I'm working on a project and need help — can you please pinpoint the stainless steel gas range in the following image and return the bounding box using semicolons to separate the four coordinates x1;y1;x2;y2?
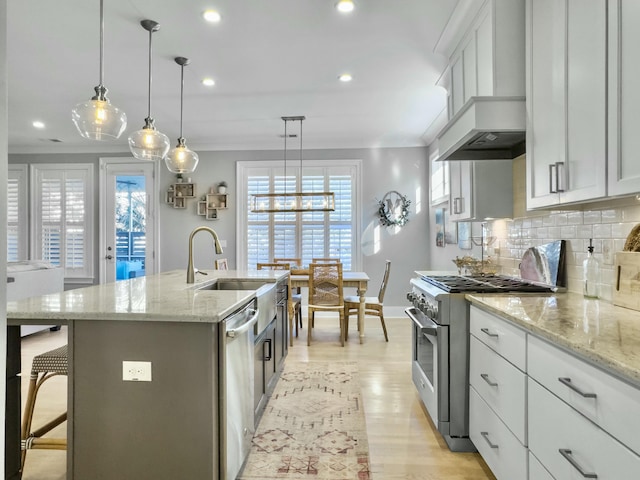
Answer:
405;272;557;452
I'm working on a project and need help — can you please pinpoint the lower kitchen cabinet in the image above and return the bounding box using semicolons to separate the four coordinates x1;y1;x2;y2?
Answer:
274;280;288;371
254;319;277;423
469;387;528;480
529;378;640;479
529;452;555;480
470;304;640;480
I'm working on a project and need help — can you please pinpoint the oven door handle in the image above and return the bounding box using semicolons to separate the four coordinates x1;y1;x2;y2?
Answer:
405;307;440;335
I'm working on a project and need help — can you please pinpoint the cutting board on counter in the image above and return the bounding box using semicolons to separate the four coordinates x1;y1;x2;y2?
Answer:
613;252;640;311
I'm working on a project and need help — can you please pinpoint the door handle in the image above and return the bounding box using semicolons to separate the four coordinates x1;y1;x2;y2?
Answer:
558;377;597;398
558;449;597;478
480;373;498;387
264;338;272;361
105;255;113;260
480;431;498;449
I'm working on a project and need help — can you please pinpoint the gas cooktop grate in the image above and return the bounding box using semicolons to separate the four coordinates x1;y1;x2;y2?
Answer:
420;275;555;293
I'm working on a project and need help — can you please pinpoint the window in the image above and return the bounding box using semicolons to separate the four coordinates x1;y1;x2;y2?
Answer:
7;165;28;261
31;164;94;282
238;160;361;271
430;151;449;205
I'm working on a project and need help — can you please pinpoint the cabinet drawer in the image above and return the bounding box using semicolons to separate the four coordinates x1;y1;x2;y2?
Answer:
470;306;526;370
529;452;555;480
470;336;527;443
469;386;528;480
528;335;640;455
529;378;640;479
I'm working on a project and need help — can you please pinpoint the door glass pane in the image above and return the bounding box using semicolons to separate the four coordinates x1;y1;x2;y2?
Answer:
115;175;147;280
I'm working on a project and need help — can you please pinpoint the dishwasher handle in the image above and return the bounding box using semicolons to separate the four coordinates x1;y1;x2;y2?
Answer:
226;308;258;338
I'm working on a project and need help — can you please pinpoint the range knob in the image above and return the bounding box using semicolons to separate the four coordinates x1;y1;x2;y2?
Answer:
426;304;437;318
406;292;414;302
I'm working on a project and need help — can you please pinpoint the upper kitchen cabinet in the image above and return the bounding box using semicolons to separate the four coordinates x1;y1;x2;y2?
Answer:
435;0;526;163
447;0;525;116
608;1;640;197
526;0;607;209
449;160;513;222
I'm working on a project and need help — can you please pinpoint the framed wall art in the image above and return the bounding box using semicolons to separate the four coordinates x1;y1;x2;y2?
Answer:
444;209;457;244
457;221;472;250
435;208;445;247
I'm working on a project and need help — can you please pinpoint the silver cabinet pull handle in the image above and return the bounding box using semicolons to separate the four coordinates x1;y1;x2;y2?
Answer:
558;377;597;398
559;449;597;478
480;431;498;449
555;161;565;192
480;327;499;338
480;373;498;387
549;163;557;193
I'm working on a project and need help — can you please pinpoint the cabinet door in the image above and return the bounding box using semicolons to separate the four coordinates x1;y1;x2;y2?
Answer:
526;0;565;208
463;36;477;103
608;0;640;196
452;56;465;115
449;161;472;221
561;0;607;204
529;378;640;480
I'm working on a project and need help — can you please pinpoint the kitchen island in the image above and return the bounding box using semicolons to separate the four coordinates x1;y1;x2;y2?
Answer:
6;269;288;480
465;292;640;480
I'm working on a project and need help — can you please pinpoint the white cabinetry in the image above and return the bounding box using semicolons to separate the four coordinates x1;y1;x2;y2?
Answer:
608;1;640;196
470;304;640;479
449;160;513;222
526;0;607;209
447;0;525;118
469;306;527;479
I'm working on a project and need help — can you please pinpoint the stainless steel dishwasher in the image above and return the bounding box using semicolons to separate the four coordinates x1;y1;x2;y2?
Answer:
219;298;259;480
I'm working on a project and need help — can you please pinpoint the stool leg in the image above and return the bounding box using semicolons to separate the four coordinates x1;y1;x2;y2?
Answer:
21;373;40;471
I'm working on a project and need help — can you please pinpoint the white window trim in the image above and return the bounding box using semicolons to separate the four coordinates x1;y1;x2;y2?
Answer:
30;163;95;284
7;164;28;261
236;159;362;271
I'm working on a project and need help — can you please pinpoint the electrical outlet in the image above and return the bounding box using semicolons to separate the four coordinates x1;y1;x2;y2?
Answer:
122;361;152;382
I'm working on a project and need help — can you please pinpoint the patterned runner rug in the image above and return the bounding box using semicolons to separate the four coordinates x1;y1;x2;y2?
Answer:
239;361;372;480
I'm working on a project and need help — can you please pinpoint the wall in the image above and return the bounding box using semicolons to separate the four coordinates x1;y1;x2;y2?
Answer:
9;146;429;310
426;154;640;301
487;158;640;302
1;2;8;474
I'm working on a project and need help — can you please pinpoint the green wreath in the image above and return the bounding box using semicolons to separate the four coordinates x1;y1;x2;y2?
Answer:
377;191;411;227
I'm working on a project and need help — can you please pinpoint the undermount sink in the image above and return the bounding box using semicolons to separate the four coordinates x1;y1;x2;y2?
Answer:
196;279;269;291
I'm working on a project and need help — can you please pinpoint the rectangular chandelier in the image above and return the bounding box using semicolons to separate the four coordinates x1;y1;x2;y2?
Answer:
250;191;335;213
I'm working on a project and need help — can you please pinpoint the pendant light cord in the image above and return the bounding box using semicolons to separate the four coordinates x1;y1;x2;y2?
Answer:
179;63;184;139
284;119;288;194
147;27;153;119
299;118;303;190
98;0;104;88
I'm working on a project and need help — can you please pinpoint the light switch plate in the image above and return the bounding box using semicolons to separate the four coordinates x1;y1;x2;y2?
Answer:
122;361;152;382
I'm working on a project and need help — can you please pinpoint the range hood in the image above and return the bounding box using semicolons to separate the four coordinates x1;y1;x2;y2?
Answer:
436;96;526;161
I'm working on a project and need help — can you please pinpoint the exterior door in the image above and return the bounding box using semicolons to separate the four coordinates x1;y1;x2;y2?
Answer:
99;158;158;284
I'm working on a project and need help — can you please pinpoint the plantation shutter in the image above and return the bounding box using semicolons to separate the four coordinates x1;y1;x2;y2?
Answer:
242;160;360;270
32;164;94;281
7;166;28;261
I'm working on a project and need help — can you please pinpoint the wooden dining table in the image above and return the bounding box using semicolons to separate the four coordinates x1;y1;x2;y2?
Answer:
289;269;370;344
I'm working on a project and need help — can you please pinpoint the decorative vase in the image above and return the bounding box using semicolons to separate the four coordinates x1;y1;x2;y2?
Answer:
218;186;227;194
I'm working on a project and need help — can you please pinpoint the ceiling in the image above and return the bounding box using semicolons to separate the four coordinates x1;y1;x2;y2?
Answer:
7;0;460;154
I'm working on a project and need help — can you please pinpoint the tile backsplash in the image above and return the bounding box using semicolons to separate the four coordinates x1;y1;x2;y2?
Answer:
486;200;640;301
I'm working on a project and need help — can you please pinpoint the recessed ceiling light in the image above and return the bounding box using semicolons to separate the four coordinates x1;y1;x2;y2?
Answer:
203;9;222;23
202;78;215;87
32;121;45;129
336;0;355;13
338;73;353;82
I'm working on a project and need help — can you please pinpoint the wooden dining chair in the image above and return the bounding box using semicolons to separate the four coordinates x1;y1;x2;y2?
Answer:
307;262;345;346
344;260;390;341
256;263;303;343
274;258;302;267
312;257;341;263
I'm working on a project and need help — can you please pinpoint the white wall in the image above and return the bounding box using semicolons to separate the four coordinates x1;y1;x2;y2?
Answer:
9;146;430;309
1;1;9;474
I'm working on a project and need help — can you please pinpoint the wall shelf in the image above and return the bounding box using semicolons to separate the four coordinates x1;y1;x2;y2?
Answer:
197;193;228;220
166;182;196;209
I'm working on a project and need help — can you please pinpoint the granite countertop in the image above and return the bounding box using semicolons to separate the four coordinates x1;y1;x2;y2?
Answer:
466;292;640;387
6;269;287;325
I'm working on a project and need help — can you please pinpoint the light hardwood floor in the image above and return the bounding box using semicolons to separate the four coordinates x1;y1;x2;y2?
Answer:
19;318;495;480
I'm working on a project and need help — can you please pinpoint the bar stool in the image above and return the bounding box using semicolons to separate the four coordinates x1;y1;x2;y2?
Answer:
21;344;68;473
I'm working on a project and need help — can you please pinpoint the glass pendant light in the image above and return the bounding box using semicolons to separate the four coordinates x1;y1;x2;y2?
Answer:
165;57;199;174
128;20;170;162
71;0;127;140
